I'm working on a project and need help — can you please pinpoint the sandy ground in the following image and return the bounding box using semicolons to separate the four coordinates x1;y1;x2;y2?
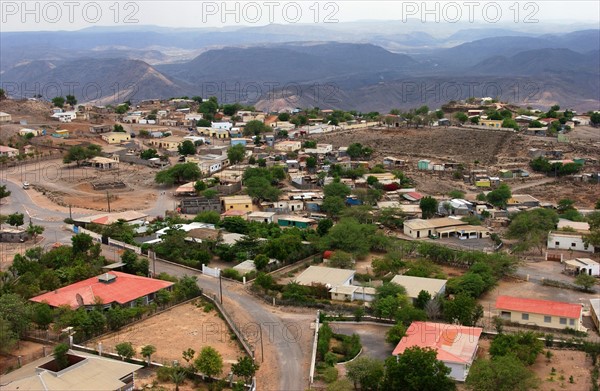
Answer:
4;158;165;212
87;301;245;375
0;340;49;373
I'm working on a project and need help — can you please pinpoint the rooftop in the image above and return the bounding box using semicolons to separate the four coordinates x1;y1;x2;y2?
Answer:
495;295;582;319
392;321;482;364
390;275;447;299
0;350;142;391
30;271;173;308
403;217;467;231
277;215;316;223
557;218;590;233
294;266;355;288
74;211;147;225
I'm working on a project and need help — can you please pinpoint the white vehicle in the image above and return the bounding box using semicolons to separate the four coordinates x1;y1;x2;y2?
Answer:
22;182;30;189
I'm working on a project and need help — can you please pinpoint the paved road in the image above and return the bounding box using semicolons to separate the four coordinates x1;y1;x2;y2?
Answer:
150;257;308;391
1;180;308;390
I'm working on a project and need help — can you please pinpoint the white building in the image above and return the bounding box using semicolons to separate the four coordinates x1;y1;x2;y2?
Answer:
211;121;232;130
547;231;594;253
564;258;600;276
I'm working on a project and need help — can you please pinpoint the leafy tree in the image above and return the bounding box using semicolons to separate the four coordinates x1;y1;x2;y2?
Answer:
253;254;270;271
113;124;125;132
63;145;102;166
227;144;246;164
140;149;159;160
347;143;373;160
454;112;468;123
419;196;438;219
486;183;511;208
306;156;317;170
203;189;218;199
502;118;519;131
447;190;465;199
0;317;17;354
195;346;223;378
466;354;540;391
243;120;269;136
489;331;543;365
346;356;384;391
32;302;53;329
7;212;24;227
529;120;543;128
155;163;201;185
382;347;456;391
414;290;432;310
277;112;290;121
223;103;242;116
170;367;187;391
328;251;354;269
197;118;212;127
303;140;317;149
320;218;377;257
327;379;354;391
141;345;157;364
27;224;44;243
507;208;558;254
322;196;346;217
0;184;11;201
575;273;596;291
442;294;483;326
178;140;196;156
52;96;65;108
0;88;6;100
591;112;600;126
231;356;259;383
193;211;220;224
54;343;70;370
386;322;407;345
115;341;136;360
324;182;351;198
317;218;333;236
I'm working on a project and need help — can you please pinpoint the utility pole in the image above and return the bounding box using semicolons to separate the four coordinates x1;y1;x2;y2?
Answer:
259;324;264;363
69;205;72;220
219;271;223;304
106;191;111;212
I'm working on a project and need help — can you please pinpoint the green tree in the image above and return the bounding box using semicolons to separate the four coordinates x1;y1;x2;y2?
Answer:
71;233;94;254
306;156;317;170
197;118;212;127
113;124;125;132
454;112;468;123
7;212;24;227
27;224;44;243
324;182;351;198
227;144;246;164
382;347;456;391
489;331;543;365
414;290;432;310
32;302;53;329
115;341;135;360
317;218;334;236
203;189;218;199
320;218;377;257
178;140;196;156
243;120;269;136
419;196;438;219
346;356;384;391
322;196;347;217
141;345;157;365
140;149;159;159
170;367;187;391
0;184;11;201
155;163;201;185
506;208;558;254
195;346;224;379
502;118;519;131
466;354;540;391
328;251;354;269
277;112;290;121
52;96;65;108
63;145;101;166
231;356;259;384
486;183;512;208
442;294;483;326
447;189;465;199
194;211;220;224
575;273;596;291
386;322;407;345
591;112;600;126
0;88;6;100
0;317;17;354
253;254;270;271
54;343;70;370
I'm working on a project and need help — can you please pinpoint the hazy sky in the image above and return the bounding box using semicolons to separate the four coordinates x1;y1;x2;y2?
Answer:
1;1;599;31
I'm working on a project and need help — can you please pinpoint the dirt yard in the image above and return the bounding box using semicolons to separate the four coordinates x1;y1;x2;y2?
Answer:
87;301;245;374
4;158;164;212
475;339;594;391
522;179;600;209
0;340;49;374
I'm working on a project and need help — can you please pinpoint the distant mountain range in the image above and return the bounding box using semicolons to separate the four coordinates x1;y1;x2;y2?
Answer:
1;25;598;111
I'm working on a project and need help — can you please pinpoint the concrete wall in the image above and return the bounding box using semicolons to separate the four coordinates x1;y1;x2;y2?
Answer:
446;362;467;382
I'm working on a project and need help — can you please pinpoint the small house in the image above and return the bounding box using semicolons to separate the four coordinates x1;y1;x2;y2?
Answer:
220;195;253;212
0;112;12;123
0;145;19;158
564;258;599;276
276;215;315;229
390;275;447;303
248;211;276;224
547;231;594;253
101;132;131;144
294;266;355;288
495;295;583;331
417;159;431;170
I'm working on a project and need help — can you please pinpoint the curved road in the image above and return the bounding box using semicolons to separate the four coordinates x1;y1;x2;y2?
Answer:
0;178;308;390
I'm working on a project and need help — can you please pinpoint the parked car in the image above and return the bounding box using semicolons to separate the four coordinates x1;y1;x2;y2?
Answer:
22;181;30;189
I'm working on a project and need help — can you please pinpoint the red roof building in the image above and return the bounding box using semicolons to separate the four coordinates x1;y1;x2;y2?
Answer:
392;321;482;382
30;272;174;309
495;295;583;331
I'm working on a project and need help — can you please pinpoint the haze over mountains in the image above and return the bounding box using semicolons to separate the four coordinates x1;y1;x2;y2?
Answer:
1;23;598;112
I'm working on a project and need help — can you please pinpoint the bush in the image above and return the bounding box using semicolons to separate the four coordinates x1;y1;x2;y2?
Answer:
156;366;174;382
221;268;242;281
322;366;339;383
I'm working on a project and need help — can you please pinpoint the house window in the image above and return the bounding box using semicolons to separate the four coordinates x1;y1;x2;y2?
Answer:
571;243;576;247
555;241;560;246
500;311;511;320
521;313;529;320
569;319;575;326
544;316;551;323
560;318;567;325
